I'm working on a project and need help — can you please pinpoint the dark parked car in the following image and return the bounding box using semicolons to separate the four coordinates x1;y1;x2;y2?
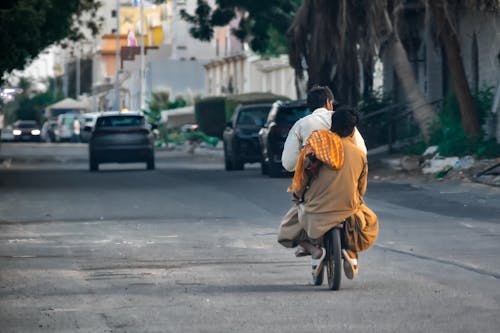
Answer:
87;112;154;171
223;103;273;171
259;100;311;177
12;120;41;142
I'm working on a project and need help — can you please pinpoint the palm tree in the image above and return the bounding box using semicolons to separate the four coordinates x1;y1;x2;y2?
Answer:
288;0;436;141
378;0;436;141
426;0;499;138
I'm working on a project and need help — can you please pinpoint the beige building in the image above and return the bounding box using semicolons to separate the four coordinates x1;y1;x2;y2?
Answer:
204;53;297;99
90;0;219;110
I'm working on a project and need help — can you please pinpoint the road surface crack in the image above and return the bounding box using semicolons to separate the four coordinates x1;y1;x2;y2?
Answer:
375;244;500;279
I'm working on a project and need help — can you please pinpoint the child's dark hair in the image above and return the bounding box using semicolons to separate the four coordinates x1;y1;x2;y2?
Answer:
306;85;334;110
331;106;359;138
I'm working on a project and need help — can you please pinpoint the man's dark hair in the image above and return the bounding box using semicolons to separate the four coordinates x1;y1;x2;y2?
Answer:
331;106;359;138
306;85;334;110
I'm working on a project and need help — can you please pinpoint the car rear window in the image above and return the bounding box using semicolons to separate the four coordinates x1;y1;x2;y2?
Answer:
276;106;311;126
236;107;271;126
95;116;145;128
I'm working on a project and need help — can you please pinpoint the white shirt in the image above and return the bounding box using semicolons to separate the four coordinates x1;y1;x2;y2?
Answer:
281;108;367;171
73;119;81;135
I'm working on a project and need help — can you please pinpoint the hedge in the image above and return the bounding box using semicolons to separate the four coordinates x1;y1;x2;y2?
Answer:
195;92;290;138
194;96;226;138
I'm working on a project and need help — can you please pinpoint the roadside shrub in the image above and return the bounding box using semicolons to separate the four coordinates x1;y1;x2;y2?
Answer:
194;92;289;138
194;96;226;138
430;87;500;158
357;89;395;149
224;92;289;120
401;140;427;155
358;89;393;114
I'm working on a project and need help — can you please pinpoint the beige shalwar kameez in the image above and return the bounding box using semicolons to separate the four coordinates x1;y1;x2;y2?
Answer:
277;136;378;256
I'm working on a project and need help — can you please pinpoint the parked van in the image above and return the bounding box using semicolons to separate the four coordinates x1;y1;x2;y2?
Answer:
55;113;83;142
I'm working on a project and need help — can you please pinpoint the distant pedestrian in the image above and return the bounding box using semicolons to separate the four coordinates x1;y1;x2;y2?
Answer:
72;117;80;143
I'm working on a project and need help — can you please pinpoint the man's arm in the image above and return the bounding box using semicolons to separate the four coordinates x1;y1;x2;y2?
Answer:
353;127;367;155
358;156;368;197
281;123;302;171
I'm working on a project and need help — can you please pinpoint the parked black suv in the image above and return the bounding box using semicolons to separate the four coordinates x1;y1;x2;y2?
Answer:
259;100;311;177
223;103;273;171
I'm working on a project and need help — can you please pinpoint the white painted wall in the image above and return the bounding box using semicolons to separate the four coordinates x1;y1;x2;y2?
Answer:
204;53;297;99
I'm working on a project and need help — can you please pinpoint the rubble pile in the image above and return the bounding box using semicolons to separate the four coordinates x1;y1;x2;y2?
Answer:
381;145;500;186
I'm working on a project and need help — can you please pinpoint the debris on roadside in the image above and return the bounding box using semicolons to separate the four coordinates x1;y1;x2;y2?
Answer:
472;161;500;187
374;144;499;186
422;156;459;175
400;155;421;171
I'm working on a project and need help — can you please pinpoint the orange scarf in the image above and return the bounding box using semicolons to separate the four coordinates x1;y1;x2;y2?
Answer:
288;130;344;192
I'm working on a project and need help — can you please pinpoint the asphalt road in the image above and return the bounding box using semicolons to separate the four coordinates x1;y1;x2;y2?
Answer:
1;143;499;333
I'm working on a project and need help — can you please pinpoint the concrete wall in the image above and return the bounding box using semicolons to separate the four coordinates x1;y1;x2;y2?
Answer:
382;8;500;103
458;9;500;91
121;49;205;111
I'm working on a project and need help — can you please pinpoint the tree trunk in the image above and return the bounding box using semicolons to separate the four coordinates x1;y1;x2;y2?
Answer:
362;56;374;99
288;0;361;106
428;0;480;137
386;34;435;142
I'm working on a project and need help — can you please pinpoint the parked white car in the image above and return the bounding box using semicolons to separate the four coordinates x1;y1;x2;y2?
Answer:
1;125;14;142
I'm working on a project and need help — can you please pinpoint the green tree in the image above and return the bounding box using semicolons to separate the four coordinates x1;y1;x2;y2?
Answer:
2;77;62;124
183;0;497;143
180;0;300;55
426;0;499;138
0;0;102;83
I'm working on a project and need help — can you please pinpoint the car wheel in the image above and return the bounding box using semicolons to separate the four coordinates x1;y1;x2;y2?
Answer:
147;156;155;170
268;161;282;178
89;157;99;172
223;143;234;171
260;158;268;175
232;155;244;170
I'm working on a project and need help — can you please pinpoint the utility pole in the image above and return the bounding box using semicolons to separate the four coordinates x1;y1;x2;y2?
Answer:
76;49;81;98
140;0;146;110
114;0;121;110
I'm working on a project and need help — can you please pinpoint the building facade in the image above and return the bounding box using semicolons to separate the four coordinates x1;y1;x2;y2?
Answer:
381;4;500;141
204;53;297;99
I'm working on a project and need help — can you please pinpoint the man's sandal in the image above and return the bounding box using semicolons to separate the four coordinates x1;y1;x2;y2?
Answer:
342;249;358;280
311;247;326;277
